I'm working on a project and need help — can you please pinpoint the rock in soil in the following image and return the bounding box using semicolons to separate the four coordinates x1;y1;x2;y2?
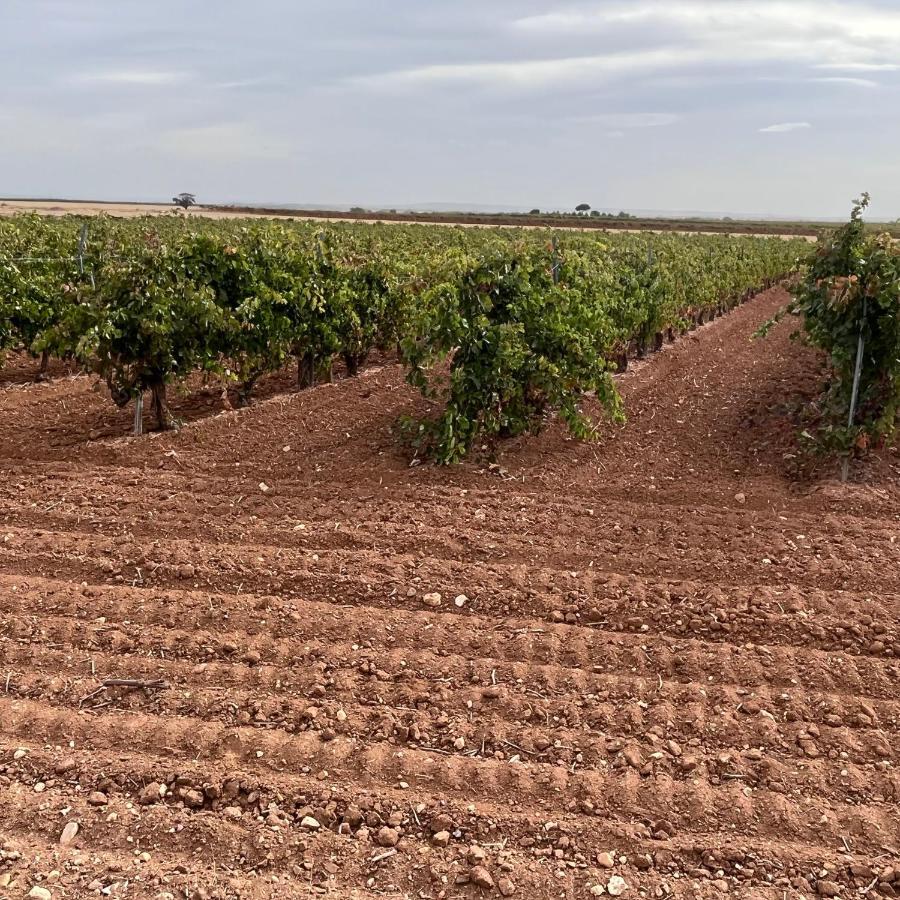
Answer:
377;826;400;847
471;867;495;891
59;821;79;845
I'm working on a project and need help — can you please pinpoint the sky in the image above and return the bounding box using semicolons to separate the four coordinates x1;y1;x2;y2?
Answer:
2;0;900;219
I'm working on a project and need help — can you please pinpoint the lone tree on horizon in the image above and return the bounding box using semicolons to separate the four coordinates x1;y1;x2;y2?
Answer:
173;193;197;209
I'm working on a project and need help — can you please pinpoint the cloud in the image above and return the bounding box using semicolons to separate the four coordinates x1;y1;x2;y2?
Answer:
70;70;188;86
808;76;879;88
354;1;900;94
512;1;900;70
353;47;744;92
759;122;812;133
814;62;900;72
212;77;284;92
3;0;900;217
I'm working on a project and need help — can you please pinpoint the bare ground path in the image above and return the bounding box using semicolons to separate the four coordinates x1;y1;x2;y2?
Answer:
1;288;898;899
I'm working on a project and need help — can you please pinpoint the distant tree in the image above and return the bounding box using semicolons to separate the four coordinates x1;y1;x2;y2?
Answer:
350;206;368;214
616;210;634;219
173;193;197;209
589;209;601;217
529;208;541;215
575;203;591;214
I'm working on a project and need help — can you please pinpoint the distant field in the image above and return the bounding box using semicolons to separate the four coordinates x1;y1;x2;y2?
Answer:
0;197;854;239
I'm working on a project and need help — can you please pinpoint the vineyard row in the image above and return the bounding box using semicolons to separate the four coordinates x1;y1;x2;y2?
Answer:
0;214;807;460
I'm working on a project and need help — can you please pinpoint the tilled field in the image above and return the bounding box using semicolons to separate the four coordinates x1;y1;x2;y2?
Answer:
1;287;899;900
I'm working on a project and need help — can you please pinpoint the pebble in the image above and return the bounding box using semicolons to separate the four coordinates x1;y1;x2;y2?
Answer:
432;831;450;847
597;851;615;868
59;821;79;846
608;875;628;897
376;826;399;847
13;748;27;760
138;782;164;805
181;789;204;809
590;887;606;897
623;747;643;769
498;876;516;896
29;888;52;900
422;592;442;607
471;867;495;891
467;845;486;864
54;757;77;775
734;492;746;504
223;806;242;820
87;791;108;806
454;594;468;608
300;816;321;830
816;881;841;897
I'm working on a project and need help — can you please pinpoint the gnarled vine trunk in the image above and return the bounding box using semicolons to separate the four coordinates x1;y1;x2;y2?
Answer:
35;349;50;382
343;350;368;378
298;352;315;389
150;379;176;430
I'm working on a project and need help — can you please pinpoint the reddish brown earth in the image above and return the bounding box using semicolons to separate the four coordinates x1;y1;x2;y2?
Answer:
1;287;899;900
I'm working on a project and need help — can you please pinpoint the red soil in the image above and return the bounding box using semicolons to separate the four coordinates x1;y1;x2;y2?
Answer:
1;287;899;899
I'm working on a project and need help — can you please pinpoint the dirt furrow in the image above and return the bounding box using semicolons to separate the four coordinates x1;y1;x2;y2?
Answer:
3;287;899;898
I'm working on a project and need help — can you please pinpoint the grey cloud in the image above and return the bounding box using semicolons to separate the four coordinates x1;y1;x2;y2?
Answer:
1;0;898;217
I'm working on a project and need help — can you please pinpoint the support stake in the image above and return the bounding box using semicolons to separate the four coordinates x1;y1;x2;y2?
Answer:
841;297;867;484
133;393;144;436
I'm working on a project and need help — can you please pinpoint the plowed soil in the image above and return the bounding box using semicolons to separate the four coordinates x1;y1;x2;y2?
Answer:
1;287;899;900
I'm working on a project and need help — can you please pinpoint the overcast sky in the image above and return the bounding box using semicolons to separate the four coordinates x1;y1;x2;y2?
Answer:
3;0;899;218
